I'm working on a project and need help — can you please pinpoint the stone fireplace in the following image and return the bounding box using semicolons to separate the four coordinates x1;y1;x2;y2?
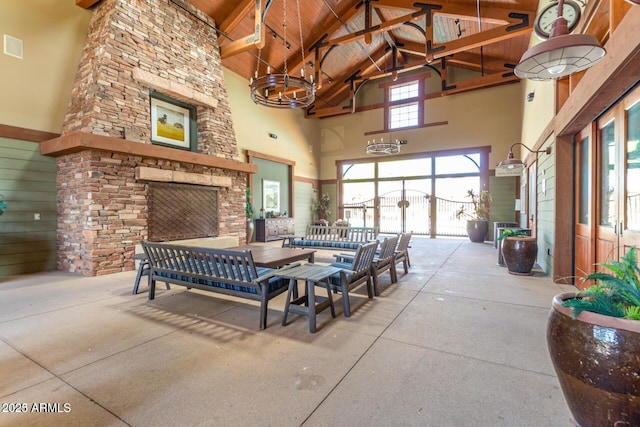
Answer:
40;0;255;276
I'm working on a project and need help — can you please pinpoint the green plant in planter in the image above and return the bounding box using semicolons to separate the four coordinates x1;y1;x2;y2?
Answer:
547;247;640;427
313;193;331;219
456;189;491;242
0;194;6;216
497;228;530;240
455;189;491;220
562;247;640;319
245;187;254;219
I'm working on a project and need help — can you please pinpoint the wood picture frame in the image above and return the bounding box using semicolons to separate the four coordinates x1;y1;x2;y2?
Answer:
150;92;197;151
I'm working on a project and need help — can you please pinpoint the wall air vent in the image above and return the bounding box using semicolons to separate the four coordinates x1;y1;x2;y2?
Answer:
4;34;23;59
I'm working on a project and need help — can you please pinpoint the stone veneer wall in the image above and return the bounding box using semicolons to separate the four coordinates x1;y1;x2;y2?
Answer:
58;0;246;275
57;150;244;275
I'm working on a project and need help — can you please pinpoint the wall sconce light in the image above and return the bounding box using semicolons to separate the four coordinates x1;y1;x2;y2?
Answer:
497;142;552;172
514;0;606;80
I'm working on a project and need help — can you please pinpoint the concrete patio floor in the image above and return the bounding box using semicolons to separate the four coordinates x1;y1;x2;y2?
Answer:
0;237;576;426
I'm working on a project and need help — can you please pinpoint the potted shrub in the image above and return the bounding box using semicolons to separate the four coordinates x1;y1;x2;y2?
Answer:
498;228;537;275
547;248;640;427
245;187;254;243
455;189;491;242
0;194;6;216
313;193;331;225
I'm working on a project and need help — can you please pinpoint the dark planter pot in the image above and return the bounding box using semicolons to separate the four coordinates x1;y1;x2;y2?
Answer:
466;219;488;242
501;236;537;275
547;293;640;426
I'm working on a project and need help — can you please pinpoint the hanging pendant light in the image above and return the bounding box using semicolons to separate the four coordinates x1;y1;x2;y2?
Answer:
365;137;403;155
514;0;606;80
249;0;315;108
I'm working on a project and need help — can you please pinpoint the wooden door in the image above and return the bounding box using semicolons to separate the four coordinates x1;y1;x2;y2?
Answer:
574;126;595;283
595;109;619;269
594;85;640;268
620;89;640;252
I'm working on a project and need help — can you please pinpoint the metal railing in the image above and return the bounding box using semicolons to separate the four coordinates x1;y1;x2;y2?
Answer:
341;195;474;237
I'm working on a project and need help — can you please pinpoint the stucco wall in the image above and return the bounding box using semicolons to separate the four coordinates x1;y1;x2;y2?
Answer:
317;83;524;180
223;69;321;180
0;0;91;133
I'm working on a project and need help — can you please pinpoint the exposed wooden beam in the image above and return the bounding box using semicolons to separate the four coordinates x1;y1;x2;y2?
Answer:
327;11;423;47
76;0;101;8
217;0;255;46
442;71;519;96
445;52;511;74
425;20;533;62
220;0;266;59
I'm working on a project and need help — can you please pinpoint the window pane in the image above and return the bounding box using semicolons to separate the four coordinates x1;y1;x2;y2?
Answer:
435;154;480;175
378;158;431;178
390;102;418;129
342;163;374;180
578;136;590;225
342;181;375;228
627;101;640;230
390;81;418;101
599;121;616;226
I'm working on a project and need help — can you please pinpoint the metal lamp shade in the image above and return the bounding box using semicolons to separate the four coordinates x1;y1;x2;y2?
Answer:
515;34;606;80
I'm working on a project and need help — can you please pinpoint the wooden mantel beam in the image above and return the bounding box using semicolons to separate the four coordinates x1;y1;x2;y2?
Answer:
76;0;101;8
41;131;257;174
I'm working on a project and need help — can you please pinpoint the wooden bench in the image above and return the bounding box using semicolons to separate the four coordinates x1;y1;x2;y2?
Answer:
141;241;296;330
286;225;377;251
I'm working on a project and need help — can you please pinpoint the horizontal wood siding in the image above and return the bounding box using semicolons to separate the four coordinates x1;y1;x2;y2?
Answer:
0;138;57;276
489;175;518;241
536;137;556;276
293;180;315;235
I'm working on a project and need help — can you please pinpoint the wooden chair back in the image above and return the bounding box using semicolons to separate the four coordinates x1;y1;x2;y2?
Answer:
370;235;399;295
394;232;412;274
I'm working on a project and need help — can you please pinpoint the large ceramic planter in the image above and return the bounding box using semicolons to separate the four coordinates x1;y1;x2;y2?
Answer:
501;236;537;275
246;220;254;243
466;219;488;242
547;292;640;426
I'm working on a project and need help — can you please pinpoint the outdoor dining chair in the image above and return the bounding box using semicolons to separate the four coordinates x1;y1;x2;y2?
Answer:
394;232;412;274
327;240;378;317
370;235;399;296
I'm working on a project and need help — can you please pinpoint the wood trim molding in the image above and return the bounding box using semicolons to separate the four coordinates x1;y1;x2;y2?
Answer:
76;0;101;8
41;131;257;174
245;149;297;216
295;175;320;190
0;124;60;143
246;150;296;166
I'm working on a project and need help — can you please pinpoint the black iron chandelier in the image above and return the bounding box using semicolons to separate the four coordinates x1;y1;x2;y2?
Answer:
249;0;315;108
365;137;406;155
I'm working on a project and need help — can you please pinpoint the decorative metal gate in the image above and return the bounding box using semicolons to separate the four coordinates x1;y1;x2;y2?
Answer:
342;193;473;237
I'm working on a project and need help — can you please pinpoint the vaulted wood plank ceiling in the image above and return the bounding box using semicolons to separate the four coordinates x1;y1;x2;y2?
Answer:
78;0;541;118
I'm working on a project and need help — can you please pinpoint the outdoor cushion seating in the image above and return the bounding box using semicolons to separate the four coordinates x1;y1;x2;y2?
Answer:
327;240;378;317
394;232;412;274
332;236;399;296
370;235;399;296
142;241;296;330
287;225;377;251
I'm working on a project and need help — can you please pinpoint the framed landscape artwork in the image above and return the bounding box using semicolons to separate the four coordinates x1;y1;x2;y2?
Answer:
263;180;280;212
150;92;197;151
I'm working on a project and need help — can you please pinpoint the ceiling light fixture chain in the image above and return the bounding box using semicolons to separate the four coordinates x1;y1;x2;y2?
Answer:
249;0;315;108
282;0;288;76
296;0;307;81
